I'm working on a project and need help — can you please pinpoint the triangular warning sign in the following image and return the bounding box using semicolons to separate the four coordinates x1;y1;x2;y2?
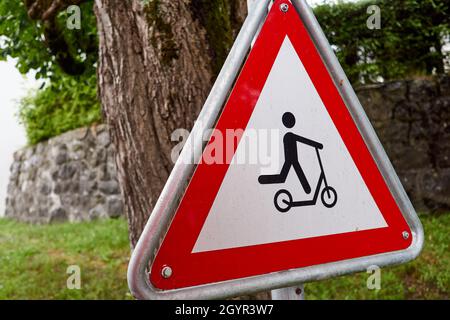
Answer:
129;0;422;298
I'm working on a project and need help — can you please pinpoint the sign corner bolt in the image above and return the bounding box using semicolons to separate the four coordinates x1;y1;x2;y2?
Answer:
161;265;173;279
280;3;289;13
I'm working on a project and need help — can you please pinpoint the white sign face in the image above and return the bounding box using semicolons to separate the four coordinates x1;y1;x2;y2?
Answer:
193;37;388;253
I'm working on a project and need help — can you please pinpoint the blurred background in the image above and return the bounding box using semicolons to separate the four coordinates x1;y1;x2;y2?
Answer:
0;0;448;299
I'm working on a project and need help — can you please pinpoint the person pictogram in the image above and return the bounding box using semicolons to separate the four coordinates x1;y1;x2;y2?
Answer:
258;112;323;194
258;112;337;213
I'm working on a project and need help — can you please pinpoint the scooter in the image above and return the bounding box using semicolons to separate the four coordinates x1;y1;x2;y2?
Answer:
274;147;337;213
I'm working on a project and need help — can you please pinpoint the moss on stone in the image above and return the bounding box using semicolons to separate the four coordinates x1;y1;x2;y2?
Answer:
189;0;234;75
144;0;180;66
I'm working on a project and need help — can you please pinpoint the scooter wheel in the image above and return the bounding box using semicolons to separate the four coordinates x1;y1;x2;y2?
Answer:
274;189;293;213
321;186;337;208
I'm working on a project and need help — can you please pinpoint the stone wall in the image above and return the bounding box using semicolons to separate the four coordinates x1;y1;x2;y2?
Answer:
4;125;123;223
357;76;449;212
3;77;449;223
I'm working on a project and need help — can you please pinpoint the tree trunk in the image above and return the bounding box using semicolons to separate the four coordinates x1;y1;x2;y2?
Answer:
94;0;246;247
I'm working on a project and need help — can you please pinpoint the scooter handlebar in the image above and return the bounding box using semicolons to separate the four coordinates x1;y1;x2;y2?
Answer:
315;143;324;150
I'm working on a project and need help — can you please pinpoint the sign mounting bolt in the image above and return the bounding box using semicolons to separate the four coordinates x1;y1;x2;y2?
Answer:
280;3;289;13
402;231;410;240
161;266;173;279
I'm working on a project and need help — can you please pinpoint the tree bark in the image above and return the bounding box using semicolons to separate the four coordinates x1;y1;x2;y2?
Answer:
94;0;246;247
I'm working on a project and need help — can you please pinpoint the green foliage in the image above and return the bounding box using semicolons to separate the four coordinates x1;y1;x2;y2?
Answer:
0;0;97;79
19;72;101;145
0;0;100;145
314;0;450;84
0;1;50;77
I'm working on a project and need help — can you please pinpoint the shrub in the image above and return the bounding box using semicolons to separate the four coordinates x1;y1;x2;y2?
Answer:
19;73;101;145
314;0;450;84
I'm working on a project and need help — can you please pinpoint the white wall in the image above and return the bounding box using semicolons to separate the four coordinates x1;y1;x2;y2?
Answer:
0;59;34;217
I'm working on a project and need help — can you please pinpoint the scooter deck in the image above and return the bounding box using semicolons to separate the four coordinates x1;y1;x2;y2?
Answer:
289;173;324;207
290;198;318;207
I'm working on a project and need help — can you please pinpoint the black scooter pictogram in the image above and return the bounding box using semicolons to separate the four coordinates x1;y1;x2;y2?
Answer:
258;112;337;213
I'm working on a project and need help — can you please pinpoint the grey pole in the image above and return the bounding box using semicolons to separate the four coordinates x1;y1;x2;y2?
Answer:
271;285;305;300
246;0;304;302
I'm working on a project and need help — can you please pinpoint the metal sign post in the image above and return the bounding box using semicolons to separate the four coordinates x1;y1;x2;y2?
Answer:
271;285;305;300
247;0;304;301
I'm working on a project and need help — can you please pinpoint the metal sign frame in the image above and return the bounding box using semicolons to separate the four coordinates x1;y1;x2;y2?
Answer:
127;0;423;300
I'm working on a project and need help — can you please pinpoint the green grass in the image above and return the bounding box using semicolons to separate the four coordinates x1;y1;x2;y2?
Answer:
0;214;448;300
307;213;449;299
0;218;131;300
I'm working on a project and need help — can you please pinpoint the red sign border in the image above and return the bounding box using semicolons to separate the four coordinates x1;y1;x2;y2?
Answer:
150;0;412;291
